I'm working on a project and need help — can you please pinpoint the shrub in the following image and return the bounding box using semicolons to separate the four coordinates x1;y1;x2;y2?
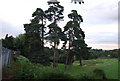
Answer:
9;56;73;80
42;69;72;79
93;68;107;79
13;55;30;63
9;56;46;79
76;73;95;81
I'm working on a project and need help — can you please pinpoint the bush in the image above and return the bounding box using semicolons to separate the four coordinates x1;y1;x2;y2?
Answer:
42;69;72;79
9;55;72;80
9;62;45;79
9;56;46;79
13;55;30;63
75;73;95;81
93;68;107;79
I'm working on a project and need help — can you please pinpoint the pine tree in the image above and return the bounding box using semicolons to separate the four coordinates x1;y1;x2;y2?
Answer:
24;8;51;66
63;10;88;67
45;1;64;68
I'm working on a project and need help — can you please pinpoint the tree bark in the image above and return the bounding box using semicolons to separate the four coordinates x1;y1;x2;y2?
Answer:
41;19;44;54
53;42;58;68
79;55;83;66
65;45;70;70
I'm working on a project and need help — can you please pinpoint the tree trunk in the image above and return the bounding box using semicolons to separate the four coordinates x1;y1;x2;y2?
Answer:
65;47;70;70
65;29;73;70
69;53;73;65
79;55;83;66
41;19;44;54
53;42;58;68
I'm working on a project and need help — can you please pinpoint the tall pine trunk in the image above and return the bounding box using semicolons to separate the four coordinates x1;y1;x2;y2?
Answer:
41;19;44;54
65;44;70;70
53;42;58;68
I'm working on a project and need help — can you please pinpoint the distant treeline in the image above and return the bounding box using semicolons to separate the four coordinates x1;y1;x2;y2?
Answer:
1;34;118;65
89;49;118;59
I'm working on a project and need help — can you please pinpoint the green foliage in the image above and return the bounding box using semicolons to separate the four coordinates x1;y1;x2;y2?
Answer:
7;58;117;79
93;68;105;76
89;49;118;59
13;55;30;63
9;62;44;79
42;70;72;79
45;2;64;22
45;2;64;68
23;8;51;66
68;10;83;23
93;68;106;79
13;34;26;56
63;10;89;66
59;54;67;64
45;1;64;45
2;34;14;50
9;56;71;79
77;73;94;81
32;8;46;20
46;23;62;43
9;56;43;79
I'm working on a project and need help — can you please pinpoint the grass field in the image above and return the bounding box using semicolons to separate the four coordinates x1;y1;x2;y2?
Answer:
4;57;118;79
50;58;118;79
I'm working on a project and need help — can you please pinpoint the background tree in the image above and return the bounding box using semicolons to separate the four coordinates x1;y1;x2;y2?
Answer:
45;1;64;68
14;34;25;55
2;34;14;50
72;40;88;66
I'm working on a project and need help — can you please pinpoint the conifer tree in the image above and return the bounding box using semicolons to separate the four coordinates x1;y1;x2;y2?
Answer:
24;8;51;66
63;10;88;67
45;1;64;68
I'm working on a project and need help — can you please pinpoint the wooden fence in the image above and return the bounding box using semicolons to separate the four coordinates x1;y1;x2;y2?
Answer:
2;47;12;68
1;47;20;68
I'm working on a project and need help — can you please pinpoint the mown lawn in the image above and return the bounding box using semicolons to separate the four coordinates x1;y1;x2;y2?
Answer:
51;58;118;79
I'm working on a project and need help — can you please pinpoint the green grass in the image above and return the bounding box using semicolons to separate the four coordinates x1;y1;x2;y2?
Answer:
9;57;118;79
48;58;118;79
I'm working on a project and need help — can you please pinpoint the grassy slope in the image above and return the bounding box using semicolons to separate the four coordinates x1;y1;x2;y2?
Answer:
7;56;118;79
51;58;118;79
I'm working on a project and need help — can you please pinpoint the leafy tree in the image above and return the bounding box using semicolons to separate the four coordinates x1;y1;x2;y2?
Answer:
13;34;26;56
45;1;64;68
14;34;25;48
2;34;14;50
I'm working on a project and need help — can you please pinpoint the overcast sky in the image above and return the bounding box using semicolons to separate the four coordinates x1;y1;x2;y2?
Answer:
0;0;119;50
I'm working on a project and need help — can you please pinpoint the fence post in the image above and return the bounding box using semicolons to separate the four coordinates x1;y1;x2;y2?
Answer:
0;41;2;81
